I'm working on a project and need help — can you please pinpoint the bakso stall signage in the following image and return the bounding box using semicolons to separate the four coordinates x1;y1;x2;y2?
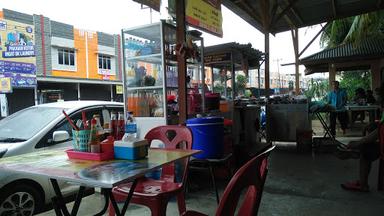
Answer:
186;0;223;37
204;52;231;64
0;19;36;88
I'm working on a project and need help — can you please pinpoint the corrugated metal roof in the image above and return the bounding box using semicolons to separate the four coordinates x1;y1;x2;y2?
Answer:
204;42;264;69
300;37;384;64
223;0;384;34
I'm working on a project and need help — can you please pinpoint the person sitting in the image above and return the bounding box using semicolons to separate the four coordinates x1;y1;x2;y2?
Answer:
337;124;380;192
336;83;384;192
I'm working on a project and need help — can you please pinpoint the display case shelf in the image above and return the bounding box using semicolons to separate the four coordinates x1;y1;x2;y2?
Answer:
122;21;204;139
126;86;163;91
126;53;162;63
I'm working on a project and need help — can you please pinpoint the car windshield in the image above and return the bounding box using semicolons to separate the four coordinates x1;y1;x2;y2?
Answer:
0;106;65;142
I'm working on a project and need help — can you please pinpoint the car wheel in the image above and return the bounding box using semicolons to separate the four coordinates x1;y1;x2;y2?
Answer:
0;184;43;216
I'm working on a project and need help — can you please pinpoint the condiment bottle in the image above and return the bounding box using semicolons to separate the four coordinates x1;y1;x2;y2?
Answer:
110;111;117;140
88;118;100;153
116;112;125;140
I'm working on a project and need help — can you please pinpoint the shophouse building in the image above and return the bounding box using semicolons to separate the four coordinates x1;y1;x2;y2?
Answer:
0;9;123;116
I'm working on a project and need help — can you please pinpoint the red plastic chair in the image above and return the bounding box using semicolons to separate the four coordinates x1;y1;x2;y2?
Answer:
183;145;275;216
378;124;384;190
108;125;193;216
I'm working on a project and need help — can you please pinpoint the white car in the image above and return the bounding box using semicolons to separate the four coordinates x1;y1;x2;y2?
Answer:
0;100;124;215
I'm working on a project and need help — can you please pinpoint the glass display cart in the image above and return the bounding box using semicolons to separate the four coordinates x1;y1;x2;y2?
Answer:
121;21;204;139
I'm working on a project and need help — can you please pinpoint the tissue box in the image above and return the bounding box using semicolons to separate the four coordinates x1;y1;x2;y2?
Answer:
114;139;149;160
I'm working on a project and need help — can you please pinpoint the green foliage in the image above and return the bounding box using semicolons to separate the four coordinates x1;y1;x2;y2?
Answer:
235;74;247;95
339;70;371;100
213;82;224;95
304;79;329;101
320;11;384;48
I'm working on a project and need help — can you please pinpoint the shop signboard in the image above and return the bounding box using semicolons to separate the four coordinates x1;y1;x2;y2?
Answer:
0;19;36;88
186;0;223;37
204;52;231;64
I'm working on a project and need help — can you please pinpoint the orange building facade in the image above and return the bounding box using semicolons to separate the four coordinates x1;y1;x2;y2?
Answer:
0;9;123;114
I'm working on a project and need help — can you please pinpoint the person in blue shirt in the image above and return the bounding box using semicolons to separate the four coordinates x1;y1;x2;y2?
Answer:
327;81;348;136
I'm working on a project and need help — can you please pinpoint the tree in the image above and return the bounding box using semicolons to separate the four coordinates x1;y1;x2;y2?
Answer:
320;11;384;48
235;74;247;96
339;70;371;100
304;79;329;101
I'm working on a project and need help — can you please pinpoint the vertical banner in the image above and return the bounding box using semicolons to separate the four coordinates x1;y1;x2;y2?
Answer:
0;94;8;117
186;0;223;37
0;19;36;88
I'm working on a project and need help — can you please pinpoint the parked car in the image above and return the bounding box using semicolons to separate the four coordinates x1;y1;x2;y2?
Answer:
0;100;124;215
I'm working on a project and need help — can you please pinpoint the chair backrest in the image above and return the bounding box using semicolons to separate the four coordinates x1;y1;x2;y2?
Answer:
379;124;384;159
145;125;193;181
215;145;275;216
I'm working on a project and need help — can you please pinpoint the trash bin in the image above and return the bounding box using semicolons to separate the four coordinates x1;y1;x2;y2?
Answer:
186;117;224;159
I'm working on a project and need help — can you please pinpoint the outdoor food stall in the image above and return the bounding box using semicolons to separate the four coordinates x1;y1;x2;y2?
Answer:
203;42;265;161
121;21;204;139
266;95;312;144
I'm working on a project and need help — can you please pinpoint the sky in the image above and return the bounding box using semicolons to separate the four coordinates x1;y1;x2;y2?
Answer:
1;0;325;77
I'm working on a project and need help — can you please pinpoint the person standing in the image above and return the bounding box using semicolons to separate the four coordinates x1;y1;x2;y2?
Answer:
327;81;348;136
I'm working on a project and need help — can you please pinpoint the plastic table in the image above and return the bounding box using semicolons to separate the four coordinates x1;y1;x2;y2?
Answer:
0;147;200;216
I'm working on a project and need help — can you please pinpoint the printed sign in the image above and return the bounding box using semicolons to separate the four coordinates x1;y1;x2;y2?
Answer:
0;19;36;88
116;85;123;94
0;77;12;93
186;0;223;37
0;21;6;31
204;52;231;64
0;94;8;117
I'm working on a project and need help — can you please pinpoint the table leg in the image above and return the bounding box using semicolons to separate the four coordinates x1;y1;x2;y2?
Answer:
316;112;335;140
93;188;110;216
50;178;85;216
108;179;139;216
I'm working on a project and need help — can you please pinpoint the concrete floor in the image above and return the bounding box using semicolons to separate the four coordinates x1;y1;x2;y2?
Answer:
37;119;384;215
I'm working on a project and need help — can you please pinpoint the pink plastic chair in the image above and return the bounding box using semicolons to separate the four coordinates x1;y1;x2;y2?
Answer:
108;125;193;216
183;145;275;216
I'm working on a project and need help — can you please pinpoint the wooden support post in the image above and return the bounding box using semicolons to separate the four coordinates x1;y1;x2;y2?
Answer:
176;0;187;124
264;33;270;96
261;0;270;97
291;28;300;95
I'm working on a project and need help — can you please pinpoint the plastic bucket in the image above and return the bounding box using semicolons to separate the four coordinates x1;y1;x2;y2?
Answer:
186;117;224;159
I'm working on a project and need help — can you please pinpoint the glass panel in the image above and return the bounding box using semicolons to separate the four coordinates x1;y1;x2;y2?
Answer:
64;50;69;65
103;58;107;69
126;88;164;117
107;58;111;69
125;61;163;88
0;107;63;140
123;24;162;58
70;51;75;66
58;49;63;64
98;56;102;69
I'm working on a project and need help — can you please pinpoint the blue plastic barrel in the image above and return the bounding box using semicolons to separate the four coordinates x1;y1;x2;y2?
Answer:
186;117;224;159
